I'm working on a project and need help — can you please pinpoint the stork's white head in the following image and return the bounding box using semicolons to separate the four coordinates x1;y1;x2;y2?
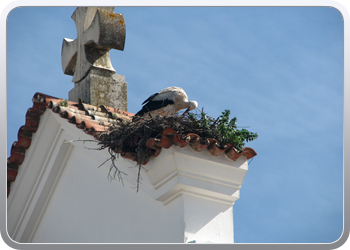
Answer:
188;100;198;111
182;100;198;116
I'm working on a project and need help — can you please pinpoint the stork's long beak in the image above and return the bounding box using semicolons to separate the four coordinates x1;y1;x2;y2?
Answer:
182;108;190;116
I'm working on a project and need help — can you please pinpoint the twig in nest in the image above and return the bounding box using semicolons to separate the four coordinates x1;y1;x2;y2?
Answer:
105;148;127;185
65;139;99;144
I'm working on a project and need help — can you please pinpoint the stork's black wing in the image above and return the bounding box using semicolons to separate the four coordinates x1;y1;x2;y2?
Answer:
142;93;158;105
135;99;174;116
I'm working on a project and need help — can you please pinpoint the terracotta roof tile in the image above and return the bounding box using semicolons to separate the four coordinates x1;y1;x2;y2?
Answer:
146;127;256;162
7;92;257;197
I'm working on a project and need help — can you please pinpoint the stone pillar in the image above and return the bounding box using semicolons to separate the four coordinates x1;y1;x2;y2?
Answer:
69;68;127;111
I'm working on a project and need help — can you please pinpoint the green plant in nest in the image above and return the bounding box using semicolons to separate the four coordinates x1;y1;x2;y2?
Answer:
188;109;258;150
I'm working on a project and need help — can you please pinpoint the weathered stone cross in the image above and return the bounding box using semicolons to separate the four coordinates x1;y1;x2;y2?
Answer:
62;7;127;110
62;7;125;83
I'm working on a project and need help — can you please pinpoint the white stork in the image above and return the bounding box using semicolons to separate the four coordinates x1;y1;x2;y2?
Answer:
135;87;198;117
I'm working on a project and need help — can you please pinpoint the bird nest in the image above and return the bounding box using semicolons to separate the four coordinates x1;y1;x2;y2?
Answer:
95;114;205;190
98;114;208;160
95;111;258;191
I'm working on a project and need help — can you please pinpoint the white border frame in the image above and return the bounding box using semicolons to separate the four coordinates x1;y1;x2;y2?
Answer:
2;1;348;250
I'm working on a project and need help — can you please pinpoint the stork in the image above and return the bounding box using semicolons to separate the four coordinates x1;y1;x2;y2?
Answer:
135;87;198;117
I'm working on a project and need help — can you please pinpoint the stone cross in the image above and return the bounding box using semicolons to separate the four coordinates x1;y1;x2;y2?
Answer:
62;7;127;111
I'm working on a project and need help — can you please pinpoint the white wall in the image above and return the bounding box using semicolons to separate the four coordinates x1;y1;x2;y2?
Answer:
183;195;233;243
31;145;186;243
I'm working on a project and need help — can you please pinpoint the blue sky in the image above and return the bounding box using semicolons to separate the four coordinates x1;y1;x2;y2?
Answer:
6;6;343;243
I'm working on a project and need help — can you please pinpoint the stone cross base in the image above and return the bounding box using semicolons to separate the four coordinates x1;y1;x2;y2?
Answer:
68;67;127;111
